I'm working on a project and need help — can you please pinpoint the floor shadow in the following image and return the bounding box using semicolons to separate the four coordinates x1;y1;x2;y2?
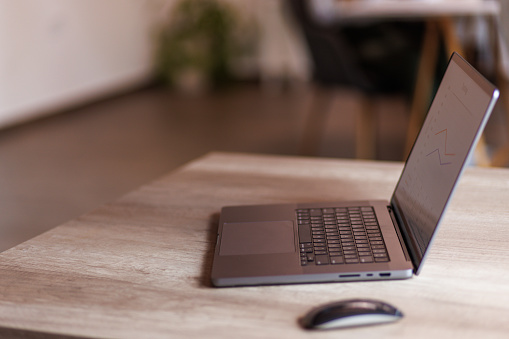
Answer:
0;326;86;339
199;212;220;288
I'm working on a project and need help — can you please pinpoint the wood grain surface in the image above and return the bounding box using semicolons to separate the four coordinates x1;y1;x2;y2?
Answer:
1;152;509;338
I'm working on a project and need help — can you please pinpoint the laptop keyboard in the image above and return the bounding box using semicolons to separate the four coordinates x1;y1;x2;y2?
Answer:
297;207;389;266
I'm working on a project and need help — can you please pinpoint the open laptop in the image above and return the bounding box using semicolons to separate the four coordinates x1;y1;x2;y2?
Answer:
211;53;499;287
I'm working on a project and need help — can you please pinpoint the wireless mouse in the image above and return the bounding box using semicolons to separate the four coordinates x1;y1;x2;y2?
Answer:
300;299;403;330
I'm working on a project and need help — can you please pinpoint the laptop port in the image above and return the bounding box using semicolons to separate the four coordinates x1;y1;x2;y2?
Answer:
379;273;391;277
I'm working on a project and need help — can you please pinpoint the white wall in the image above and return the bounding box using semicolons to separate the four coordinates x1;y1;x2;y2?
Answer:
0;0;161;128
0;0;311;129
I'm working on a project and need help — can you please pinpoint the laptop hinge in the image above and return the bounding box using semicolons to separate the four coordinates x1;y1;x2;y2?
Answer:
387;205;413;268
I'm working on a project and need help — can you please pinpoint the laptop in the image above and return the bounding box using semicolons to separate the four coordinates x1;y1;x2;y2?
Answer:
211;53;499;287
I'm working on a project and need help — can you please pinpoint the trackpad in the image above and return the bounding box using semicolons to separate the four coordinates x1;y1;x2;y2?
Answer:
219;221;295;256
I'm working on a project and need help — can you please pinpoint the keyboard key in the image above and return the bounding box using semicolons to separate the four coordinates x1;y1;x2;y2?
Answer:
330;256;344;264
346;258;359;264
360;256;374;263
298;224;312;243
310;209;322;216
315;255;329;265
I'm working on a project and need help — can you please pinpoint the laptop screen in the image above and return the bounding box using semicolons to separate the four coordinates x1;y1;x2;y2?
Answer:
391;53;499;274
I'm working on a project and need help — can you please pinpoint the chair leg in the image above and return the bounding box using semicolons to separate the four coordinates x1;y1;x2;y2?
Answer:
404;20;440;159
356;98;377;159
490;77;509;166
300;88;335;156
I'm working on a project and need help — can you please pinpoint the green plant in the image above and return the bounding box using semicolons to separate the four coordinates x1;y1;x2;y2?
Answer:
156;0;240;89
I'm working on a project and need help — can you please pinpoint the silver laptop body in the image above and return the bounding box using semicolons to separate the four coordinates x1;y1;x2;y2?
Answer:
211;53;499;287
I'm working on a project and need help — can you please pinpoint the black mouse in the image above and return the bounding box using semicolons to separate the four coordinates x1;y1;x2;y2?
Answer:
300;299;403;330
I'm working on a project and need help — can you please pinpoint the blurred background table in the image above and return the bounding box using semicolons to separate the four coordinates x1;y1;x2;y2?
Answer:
333;0;499;20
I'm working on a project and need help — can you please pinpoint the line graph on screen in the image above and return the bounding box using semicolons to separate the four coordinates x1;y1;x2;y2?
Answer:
426;129;455;165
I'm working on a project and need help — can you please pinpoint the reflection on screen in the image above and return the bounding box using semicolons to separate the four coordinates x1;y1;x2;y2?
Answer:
392;56;497;268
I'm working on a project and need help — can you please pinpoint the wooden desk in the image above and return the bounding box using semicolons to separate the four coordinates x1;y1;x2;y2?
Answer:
1;152;509;338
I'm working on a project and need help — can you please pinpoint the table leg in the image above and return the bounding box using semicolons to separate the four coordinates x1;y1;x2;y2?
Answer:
404;20;440;159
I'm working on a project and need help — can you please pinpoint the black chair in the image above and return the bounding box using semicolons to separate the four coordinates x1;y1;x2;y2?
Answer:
287;0;423;158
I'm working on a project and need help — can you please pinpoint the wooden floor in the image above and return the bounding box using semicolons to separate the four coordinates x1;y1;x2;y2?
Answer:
0;83;480;252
